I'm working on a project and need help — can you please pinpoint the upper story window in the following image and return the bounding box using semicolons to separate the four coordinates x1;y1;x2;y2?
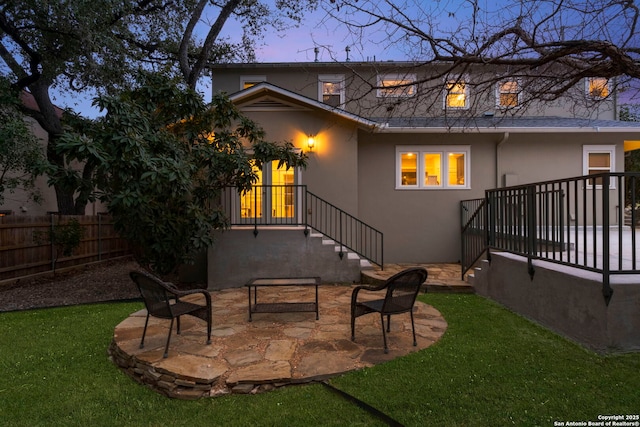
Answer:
240;76;266;90
318;74;345;107
377;73;416;98
586;77;610;99
583;145;615;188
396;145;471;190
444;76;469;109
497;79;521;108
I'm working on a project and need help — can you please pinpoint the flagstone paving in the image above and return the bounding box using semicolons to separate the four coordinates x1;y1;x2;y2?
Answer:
363;262;473;293
108;276;450;400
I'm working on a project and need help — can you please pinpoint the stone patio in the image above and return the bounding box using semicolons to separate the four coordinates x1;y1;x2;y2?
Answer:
108;281;449;400
363;262;472;293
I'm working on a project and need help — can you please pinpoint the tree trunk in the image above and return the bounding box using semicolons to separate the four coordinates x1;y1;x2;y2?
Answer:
28;81;84;214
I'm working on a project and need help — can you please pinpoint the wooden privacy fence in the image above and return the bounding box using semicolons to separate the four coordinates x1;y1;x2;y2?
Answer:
0;214;130;282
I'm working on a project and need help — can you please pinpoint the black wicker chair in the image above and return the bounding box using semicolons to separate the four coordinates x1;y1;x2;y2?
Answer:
351;267;428;353
130;271;212;358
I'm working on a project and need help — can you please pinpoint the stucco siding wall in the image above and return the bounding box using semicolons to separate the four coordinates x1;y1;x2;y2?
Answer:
356;131;628;263
211;64;617;120
228;86;632;264
496;133;627;226
207;228;362;289
357;132;496;263
496;133;626;186
239;109;360;214
213;66;334;100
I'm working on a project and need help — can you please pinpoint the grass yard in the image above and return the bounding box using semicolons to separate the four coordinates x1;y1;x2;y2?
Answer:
1;294;639;426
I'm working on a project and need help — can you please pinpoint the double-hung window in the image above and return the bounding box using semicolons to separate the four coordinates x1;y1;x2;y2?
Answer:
397;145;470;189
318;74;345;107
497;79;521;108
583;145;615;188
586;77;610;99
377;73;416;98
444;76;469;109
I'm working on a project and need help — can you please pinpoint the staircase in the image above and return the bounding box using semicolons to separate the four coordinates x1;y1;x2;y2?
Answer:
220;185;384;270
207;227;374;289
309;231;374;270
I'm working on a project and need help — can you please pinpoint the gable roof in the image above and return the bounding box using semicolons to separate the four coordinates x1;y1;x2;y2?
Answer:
227;82;380;130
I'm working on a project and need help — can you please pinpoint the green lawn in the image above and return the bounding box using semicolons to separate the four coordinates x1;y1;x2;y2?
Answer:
1;294;639;426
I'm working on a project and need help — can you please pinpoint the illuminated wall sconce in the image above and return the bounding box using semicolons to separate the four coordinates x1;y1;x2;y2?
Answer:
307;135;316;152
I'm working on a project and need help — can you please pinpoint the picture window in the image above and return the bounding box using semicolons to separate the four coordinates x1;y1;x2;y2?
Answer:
397;145;470;190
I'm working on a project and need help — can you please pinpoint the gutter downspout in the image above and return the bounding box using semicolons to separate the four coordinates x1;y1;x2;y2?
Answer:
496;132;510;188
613;76;618;120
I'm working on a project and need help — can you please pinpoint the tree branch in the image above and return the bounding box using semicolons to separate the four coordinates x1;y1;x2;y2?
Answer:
184;0;243;89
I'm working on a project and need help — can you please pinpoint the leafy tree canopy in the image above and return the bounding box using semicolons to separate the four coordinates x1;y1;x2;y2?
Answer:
57;73;306;274
0;76;46;205
0;0;317;214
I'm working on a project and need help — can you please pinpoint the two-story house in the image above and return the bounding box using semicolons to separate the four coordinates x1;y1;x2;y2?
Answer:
205;61;640;288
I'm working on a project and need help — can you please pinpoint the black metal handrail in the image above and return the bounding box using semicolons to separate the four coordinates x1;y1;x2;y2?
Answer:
306;190;383;268
460;197;487;279
220;185;384;268
460;172;640;304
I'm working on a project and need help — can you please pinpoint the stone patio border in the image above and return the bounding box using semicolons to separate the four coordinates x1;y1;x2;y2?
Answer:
108;285;447;399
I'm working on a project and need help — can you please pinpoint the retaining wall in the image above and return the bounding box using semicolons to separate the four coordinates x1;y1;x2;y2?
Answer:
472;252;640;353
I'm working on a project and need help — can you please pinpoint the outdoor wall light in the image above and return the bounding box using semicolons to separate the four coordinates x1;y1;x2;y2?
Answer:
307;135;316;152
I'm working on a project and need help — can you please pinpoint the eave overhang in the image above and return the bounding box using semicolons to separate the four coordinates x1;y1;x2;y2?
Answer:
377;125;640;133
228;82;381;131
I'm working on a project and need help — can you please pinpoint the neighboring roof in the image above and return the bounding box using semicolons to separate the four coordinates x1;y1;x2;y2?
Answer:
20;90;64;118
378;116;640;133
228;82;380;130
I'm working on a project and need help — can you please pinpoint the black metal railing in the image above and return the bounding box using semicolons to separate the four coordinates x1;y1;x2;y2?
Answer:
461;173;640;304
306;190;383;268
460;197;487;279
220;185;384;268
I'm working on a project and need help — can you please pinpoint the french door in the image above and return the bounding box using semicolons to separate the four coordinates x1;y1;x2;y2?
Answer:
238;162;300;224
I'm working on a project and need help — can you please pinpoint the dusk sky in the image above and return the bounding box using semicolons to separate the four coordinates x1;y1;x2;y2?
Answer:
56;7;352;118
49;1;639;117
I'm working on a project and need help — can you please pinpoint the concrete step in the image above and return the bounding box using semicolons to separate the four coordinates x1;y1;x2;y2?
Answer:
309;233;370;269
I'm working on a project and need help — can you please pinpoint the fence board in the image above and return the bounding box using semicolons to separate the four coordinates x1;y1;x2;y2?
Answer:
0;214;130;281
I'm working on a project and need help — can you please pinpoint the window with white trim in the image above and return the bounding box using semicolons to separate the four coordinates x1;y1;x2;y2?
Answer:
496;79;521;108
240;75;266;90
586;77;609;99
377;73;416;98
444;76;469;109
583;145;615;188
318;74;345;107
397;145;471;189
